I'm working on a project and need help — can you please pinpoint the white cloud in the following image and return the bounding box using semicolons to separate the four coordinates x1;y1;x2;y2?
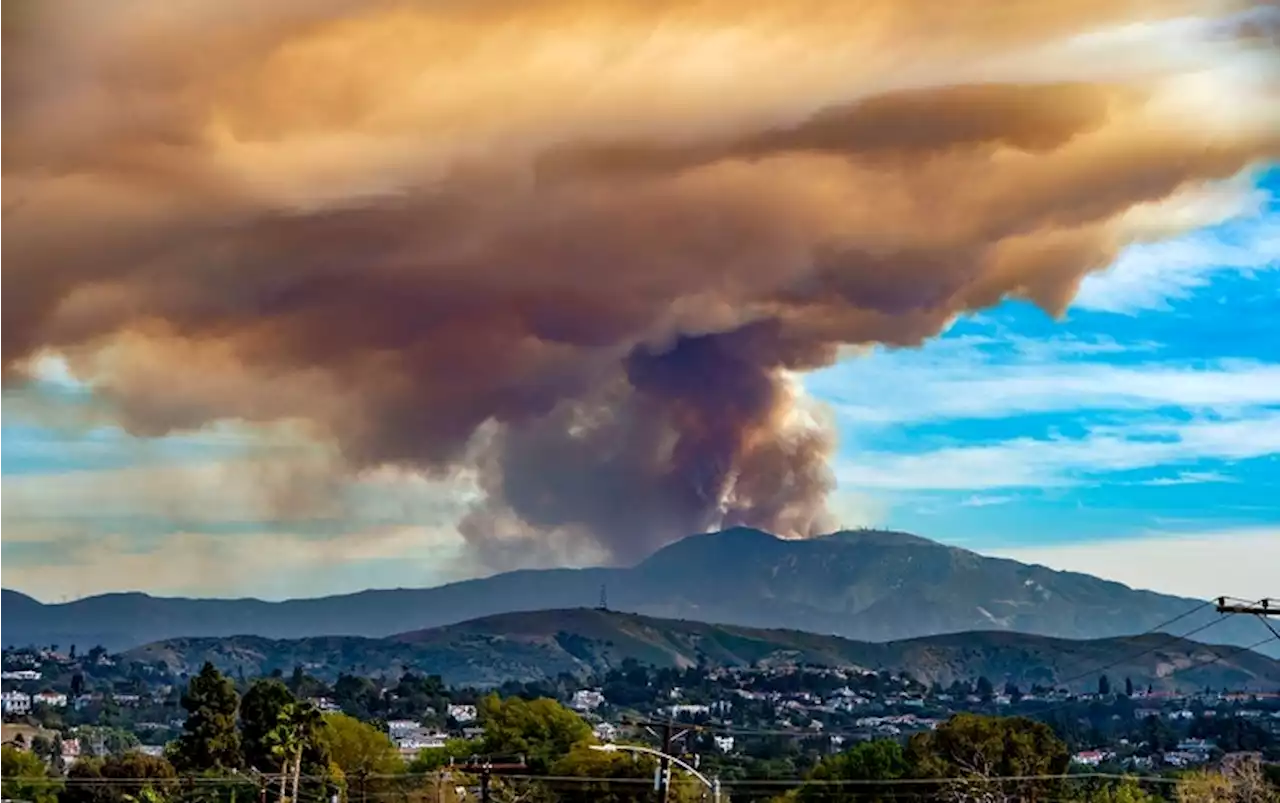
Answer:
1074;214;1279;315
835;411;1280;490
1136;470;1238;487
990;528;1280;602
959;494;1018;507
815;347;1280;428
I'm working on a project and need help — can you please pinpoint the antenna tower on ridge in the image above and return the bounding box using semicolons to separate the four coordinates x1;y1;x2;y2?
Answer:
598;584;609;612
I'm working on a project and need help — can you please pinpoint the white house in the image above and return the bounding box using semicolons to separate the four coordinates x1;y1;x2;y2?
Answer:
1;691;32;715
1072;750;1112;766
1;670;42;681
713;735;735;753
570;690;605;712
33;691;68;707
309;697;343;713
387;720;422;738
396;733;449;756
665;704;709;717
448;704;477;723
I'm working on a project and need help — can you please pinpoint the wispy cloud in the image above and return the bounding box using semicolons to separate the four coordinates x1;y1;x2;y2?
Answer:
1135;470;1239;487
959;494;1019;507
835;411;1280;490
812;341;1280;428
1074;212;1279;315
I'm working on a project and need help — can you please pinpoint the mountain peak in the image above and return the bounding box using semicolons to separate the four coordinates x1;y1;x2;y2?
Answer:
821;529;943;547
2;589;40;603
7;530;1276;660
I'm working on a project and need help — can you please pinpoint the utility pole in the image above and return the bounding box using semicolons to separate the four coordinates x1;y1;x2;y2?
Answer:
659;720;674;803
626;717;693;801
1216;597;1277;616
479;761;491;803
1215;597;1280;649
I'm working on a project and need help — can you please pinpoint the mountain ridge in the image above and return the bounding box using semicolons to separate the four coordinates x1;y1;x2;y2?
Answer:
124;607;1280;691
5;528;1275;656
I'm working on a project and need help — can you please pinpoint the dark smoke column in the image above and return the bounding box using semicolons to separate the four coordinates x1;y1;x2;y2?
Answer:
459;323;835;568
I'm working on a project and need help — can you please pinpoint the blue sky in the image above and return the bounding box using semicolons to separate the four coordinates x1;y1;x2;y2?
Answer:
806;165;1280;599
3;168;1277;603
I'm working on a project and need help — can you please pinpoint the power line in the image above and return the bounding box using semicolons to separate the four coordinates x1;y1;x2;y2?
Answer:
1047;602;1229;692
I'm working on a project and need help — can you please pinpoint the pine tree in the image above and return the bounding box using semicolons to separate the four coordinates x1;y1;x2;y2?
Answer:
1098;674;1111;697
1124;677;1134;697
241;679;297;773
171;662;242;772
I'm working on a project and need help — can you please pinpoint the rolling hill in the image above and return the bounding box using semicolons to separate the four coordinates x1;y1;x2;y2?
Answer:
124;607;1280;691
5;528;1275;655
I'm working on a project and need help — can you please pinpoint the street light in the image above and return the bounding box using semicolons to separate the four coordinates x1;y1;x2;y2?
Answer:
590;743;721;802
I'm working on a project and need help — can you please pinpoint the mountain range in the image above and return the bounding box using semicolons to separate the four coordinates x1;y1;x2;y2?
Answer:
125;607;1280;690
4;528;1275;656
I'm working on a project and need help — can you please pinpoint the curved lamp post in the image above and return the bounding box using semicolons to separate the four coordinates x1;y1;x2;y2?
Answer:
590;743;721;802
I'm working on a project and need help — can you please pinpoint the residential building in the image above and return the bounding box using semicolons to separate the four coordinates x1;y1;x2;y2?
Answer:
387;720;422;737
33;691;68;707
1;691;31;715
1072;750;1112;766
448;704;477;723
570;690;605;712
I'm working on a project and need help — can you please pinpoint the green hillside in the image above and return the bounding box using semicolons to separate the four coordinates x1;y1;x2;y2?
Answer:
126;608;1280;691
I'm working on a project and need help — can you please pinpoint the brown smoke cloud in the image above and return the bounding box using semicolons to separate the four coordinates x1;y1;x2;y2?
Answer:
4;0;1278;568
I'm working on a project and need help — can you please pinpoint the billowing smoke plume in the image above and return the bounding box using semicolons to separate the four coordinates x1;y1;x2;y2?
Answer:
4;0;1278;567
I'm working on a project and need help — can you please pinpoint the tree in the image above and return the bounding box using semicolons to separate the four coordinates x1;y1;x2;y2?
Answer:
1098;675;1112;697
2;744;61;803
405;739;483;773
907;713;1069;803
333;675;381;720
1086;778;1160;803
1174;770;1234;803
478;694;591;772
1140;714;1177;753
800;739;909;802
975;676;995;701
1124;677;1134;697
78;726;141;757
62;752;178;803
320;713;402;778
319;714;403;803
171;662;242;772
550;744;701;803
71;673;87;698
267;701;327;803
241;679;297;772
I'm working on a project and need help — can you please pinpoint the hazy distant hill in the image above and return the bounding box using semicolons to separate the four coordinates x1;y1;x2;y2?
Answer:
124;607;1280;691
5;529;1274;655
